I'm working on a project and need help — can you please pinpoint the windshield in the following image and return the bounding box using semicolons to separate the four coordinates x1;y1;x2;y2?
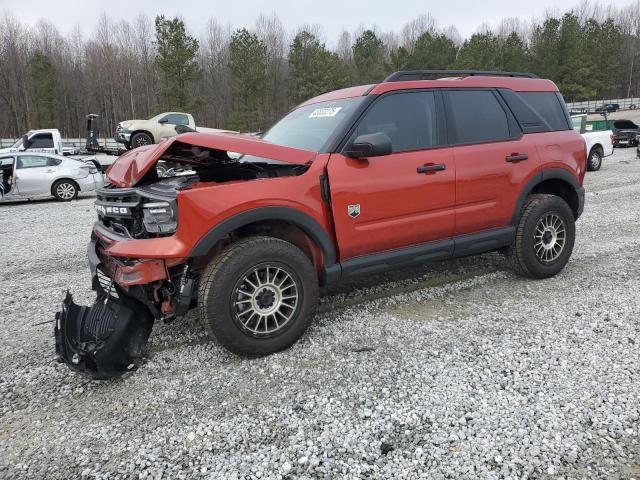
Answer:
261;97;365;152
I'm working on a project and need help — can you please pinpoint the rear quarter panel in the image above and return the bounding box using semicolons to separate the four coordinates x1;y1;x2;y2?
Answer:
534;130;586;185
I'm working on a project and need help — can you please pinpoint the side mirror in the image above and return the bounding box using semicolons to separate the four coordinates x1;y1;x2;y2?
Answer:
345;132;392;159
21;134;31;150
158;117;169;124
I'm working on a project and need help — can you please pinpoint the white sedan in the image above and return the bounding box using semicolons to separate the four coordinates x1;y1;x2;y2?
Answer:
0;152;104;202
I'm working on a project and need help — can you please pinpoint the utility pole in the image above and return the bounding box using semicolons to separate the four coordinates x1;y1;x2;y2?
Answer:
129;69;135;118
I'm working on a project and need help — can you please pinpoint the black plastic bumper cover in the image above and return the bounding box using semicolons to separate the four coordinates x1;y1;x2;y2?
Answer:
55;292;154;379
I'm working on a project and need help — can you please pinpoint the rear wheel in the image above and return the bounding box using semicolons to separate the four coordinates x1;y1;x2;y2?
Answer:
52;179;78;201
507;194;575;279
587;147;603;172
130;132;153;148
198;236;319;356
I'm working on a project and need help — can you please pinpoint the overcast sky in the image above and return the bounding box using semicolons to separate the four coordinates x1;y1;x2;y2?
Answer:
1;0;633;44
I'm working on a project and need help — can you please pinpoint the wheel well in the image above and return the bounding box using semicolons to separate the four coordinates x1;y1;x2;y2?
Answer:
51;178;80;195
589;143;604;156
131;130;154;142
201;220;326;279
530;179;579;218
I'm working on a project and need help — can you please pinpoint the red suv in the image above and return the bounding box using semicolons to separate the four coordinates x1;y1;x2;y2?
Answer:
56;70;586;377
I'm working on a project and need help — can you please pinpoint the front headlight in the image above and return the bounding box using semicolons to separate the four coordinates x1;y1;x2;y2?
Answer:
142;201;177;234
120;122;132;130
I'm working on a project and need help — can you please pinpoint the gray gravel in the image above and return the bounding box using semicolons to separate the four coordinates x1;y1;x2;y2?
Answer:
0;148;639;479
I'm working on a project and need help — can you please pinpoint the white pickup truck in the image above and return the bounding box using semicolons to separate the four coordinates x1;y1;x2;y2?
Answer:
0;129;118;171
571;114;613;172
114;112;232;149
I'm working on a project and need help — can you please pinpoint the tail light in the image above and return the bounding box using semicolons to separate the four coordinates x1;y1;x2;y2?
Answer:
610;134;615;144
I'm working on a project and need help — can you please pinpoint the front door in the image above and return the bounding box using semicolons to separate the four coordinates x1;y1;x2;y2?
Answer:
0;157;16;199
328;90;455;260
157;113;190;140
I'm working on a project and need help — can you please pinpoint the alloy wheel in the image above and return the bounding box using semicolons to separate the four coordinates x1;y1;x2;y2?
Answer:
56;182;76;200
231;263;299;337
533;213;566;263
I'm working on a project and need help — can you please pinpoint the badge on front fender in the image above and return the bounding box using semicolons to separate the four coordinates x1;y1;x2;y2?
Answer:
347;204;360;218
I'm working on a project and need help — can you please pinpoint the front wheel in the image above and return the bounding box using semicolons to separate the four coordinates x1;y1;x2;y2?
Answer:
507;194;575;279
198;236;319;356
587;147;602;172
130;132;153;148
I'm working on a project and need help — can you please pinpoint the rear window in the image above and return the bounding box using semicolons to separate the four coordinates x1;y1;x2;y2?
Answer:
518;92;570;131
446;90;511;144
29;134;54;148
613;120;639;130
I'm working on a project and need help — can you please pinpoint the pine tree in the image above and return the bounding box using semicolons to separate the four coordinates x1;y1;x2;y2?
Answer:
227;28;267;131
155;15;201;110
288;31;350;104
28;51;59;128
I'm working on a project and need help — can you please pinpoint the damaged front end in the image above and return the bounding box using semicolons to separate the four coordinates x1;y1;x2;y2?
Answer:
55;132;316;378
55;291;154;379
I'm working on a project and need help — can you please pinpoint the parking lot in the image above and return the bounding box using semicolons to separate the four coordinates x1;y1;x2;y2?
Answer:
0;147;638;479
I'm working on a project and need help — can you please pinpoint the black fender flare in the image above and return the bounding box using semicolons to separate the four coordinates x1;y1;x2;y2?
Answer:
189;206;337;267
510;168;582;224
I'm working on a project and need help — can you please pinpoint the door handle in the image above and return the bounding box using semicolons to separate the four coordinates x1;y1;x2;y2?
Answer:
417;164;446;174
505;154;528;162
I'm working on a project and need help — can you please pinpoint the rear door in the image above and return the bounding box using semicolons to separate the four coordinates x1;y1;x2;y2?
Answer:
444;89;540;235
14;155;60;196
328;90;456;260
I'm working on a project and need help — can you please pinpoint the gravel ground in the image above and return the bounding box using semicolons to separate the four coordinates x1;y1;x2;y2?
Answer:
0;148;638;479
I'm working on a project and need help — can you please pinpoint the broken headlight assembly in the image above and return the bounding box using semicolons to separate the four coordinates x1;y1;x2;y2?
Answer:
142;201;177;234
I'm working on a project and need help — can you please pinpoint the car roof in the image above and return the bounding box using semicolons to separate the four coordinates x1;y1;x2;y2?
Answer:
299;73;559;107
13;151;68;160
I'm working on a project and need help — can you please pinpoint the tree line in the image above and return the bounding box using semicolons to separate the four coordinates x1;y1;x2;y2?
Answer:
1;2;639;138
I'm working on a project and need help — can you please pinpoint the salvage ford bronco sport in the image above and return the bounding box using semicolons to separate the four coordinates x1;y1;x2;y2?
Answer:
56;70;586;378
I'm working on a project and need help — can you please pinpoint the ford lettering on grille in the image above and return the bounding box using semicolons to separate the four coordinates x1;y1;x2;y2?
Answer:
95;204;131;216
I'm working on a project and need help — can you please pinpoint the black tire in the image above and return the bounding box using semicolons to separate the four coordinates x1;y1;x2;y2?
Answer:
130;132;153;148
52;179;78;201
507;194;575;279
587;147;603;172
198;236;319;356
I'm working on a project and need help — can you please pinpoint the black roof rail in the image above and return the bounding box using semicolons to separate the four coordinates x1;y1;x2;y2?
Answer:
383;70;539;82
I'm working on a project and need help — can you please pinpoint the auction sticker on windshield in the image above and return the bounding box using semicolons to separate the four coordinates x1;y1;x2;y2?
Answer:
309;107;342;118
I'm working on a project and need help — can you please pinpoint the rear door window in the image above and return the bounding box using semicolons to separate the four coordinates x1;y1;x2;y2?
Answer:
350;91;440;153
446;90;511;144
518;92;570;131
16;156;49;169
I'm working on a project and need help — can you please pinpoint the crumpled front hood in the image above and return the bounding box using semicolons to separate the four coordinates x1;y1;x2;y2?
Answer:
106;132;317;187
